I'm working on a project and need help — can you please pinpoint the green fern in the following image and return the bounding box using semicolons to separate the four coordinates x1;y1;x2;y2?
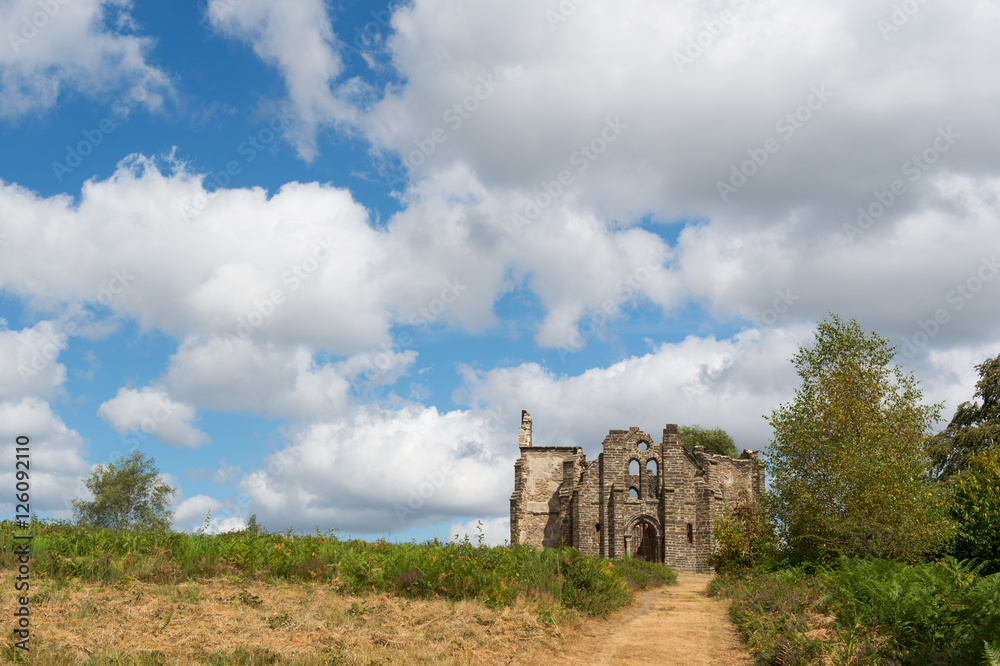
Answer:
984;640;1000;666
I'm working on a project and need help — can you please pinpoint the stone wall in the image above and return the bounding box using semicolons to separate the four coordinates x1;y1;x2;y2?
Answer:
510;446;583;548
510;414;764;573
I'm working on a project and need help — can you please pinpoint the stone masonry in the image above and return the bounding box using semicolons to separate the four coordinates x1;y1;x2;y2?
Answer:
509;410;764;573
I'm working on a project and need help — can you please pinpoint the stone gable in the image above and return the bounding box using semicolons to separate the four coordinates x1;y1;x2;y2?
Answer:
509;410;764;573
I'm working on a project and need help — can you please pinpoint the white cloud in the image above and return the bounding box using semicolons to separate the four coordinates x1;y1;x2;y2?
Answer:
0;397;90;519
447;516;510;547
161;337;356;421
0;320;68;400
366;0;1000;224
0;157;390;353
236;405;513;534
0;0;170;117
205;0;359;160
97;386;210;448
173;494;246;534
459;326;809;456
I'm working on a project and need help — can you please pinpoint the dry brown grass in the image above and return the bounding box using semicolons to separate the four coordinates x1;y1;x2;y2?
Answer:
0;569;583;664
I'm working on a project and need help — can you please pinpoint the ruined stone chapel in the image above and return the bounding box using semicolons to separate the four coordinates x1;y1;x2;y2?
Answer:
509;411;764;573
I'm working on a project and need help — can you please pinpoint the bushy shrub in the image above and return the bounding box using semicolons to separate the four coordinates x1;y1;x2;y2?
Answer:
821;556;1000;665
711;557;1000;665
708;490;780;574
950;446;1000;575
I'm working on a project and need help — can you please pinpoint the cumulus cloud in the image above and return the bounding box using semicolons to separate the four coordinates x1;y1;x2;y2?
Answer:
205;0;359;160
161;337;356;420
458;326;809;456
0;0;170;117
0;397;90;519
366;0;1000;225
0;158;685;358
0;320;68;400
97;386;210;448
0;157;389;353
235;405;514;534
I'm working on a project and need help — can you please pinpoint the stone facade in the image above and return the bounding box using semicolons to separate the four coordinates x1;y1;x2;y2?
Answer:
509;410;764;573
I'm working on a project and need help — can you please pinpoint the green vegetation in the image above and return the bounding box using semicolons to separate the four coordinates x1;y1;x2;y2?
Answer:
765;314;953;562
0;519;675;619
950;446;1000;575
678;424;738;457
707;317;1000;664
929;352;1000;480
707;491;780;575
711;558;1000;665
71;451;176;532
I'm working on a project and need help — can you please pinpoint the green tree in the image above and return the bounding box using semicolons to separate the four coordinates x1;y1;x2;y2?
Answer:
708;490;780;573
678;425;738;457
950;446;1000;575
72;451;176;531
930;352;1000;480
766;314;954;562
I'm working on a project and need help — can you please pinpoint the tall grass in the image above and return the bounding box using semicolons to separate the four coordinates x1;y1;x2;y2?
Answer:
0;520;675;618
710;557;1000;665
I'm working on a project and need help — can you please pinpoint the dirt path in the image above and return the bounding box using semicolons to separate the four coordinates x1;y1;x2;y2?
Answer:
551;574;751;666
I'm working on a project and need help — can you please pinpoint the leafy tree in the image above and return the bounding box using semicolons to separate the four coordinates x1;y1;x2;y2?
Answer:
766;314;954;563
930;352;1000;480
950;446;1000;575
679;425;738;457
708;490;780;573
72;451;176;531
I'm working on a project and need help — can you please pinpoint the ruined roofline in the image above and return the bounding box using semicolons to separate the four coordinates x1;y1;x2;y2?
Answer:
518;409;532;447
518;445;583;452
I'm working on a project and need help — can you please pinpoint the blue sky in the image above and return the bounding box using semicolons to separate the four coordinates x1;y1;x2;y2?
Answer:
1;0;998;544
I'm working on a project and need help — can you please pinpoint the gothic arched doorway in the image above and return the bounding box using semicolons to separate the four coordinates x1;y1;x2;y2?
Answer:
631;519;657;562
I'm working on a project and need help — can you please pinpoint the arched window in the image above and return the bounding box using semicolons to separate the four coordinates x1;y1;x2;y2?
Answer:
637;441;648;451
628;459;640;475
646;459;658;475
629;487;639;499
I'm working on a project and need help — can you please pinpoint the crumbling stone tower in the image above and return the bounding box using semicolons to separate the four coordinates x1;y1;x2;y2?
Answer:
509;410;764;573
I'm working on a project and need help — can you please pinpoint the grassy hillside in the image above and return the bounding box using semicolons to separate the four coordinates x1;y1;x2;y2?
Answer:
1;520;677;664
